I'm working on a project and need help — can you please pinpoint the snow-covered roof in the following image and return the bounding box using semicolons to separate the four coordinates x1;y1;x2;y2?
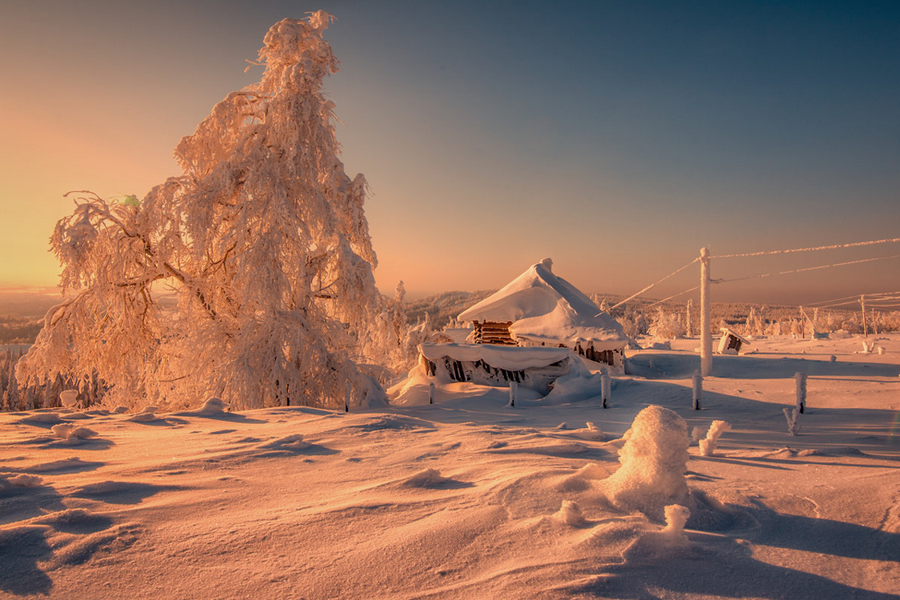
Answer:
419;343;574;371
457;258;628;350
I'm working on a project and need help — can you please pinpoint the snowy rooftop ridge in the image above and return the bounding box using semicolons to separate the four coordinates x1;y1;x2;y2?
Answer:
457;259;628;349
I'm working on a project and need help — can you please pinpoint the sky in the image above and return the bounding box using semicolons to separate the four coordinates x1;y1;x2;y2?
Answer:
1;0;898;306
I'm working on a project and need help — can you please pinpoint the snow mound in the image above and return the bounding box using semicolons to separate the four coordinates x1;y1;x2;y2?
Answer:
259;434;311;450
197;397;228;415
601;405;690;521
127;410;159;422
350;415;435;432
51;423;98;441
3;473;43;488
568;422;605;441
403;468;454;488
576;462;607;480
543;369;605;404
555;500;587;526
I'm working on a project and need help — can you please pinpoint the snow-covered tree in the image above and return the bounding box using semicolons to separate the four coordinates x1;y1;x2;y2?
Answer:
18;12;392;410
650;307;685;340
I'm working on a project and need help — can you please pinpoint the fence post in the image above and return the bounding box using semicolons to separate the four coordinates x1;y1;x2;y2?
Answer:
795;372;807;414
344;381;351;413
700;248;712;377
508;381;517;408
692;374;702;410
601;371;610;408
429;381;435;405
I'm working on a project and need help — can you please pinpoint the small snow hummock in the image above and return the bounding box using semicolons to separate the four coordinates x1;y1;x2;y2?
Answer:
698;420;731;456
403;468;452;488
569;422;605;441
601;405;690;521
197;397;228;415
51;423;98;441
128;406;159;422
555;500;587;526
5;474;43;488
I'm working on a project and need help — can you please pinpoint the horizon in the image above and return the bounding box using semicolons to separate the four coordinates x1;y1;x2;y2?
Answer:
1;1;898;306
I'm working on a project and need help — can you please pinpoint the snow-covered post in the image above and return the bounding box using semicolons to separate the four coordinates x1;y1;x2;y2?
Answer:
700;248;712;377
344;381;351;413
692;374;702;410
601;371;611;409
429;381;435;405
795;372;807;414
508;381;518;408
860;295;868;338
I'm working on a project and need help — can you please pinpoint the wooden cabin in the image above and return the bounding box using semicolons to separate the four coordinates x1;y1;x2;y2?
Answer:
456;259;629;371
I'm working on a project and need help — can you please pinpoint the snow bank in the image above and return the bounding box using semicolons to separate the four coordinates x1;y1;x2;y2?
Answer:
602;405;690;521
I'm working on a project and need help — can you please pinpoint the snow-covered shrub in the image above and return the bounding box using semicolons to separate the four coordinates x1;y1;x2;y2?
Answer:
619;308;649;338
649;307;685;340
602;405;690;521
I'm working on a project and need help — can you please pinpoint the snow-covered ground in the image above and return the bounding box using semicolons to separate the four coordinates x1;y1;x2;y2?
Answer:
2;334;899;599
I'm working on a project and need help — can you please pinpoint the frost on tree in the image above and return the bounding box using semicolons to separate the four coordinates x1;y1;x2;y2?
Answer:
17;12;396;410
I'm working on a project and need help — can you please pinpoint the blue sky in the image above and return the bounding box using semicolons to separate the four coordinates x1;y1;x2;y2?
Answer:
1;0;898;305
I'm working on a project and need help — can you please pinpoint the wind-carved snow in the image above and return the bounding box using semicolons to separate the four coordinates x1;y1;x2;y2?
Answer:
1;333;899;598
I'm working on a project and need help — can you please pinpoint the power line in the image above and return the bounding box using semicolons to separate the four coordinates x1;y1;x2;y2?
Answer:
713;236;900;259
609;257;699;310
717;253;900;285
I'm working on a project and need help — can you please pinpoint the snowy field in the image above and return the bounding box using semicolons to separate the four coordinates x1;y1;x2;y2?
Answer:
2;333;899;599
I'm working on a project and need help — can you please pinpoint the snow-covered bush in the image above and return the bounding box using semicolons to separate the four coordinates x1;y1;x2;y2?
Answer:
649;307;685;340
619;308;649;338
16;12;396;411
602;405;690;521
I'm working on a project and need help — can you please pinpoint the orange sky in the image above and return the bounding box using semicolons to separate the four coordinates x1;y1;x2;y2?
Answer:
2;1;898;306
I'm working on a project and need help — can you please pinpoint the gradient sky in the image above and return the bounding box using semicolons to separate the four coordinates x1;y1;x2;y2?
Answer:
1;0;898;305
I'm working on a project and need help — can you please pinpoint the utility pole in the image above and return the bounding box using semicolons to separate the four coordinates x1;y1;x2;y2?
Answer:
860;295;868;338
700;248;712;377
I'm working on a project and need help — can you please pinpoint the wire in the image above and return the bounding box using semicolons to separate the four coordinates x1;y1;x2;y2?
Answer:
609;257;699;310
713;236;900;259
650;285;700;306
717;253;900;284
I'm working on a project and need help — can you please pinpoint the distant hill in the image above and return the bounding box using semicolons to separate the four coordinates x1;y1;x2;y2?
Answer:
0;289;60;318
403;290;496;329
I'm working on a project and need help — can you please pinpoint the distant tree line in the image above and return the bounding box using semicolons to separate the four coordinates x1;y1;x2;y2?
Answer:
0;316;44;344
